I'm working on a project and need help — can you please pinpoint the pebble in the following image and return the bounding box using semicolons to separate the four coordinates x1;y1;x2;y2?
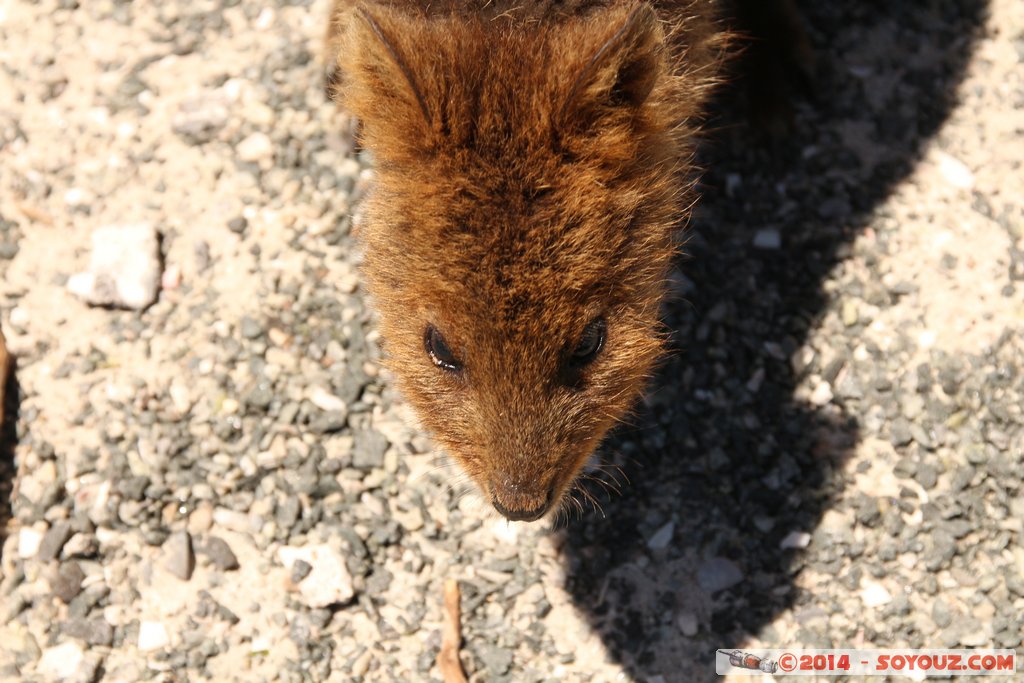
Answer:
227;216;248;234
291;559;313;583
936;151;975;189
18;527;44;559
67;223;162;310
352;429;388;469
278;544;355;608
646;521;675;550
779;531;812;549
309;386;348;413
37;641;92;683
752;228;782;250
172;90;230;144
213;508;251;533
809;380;834;406
676;611;699;637
62;533;99;559
36;521;74;562
931;599;952;628
202;536;239;571
63;617;115;646
52;561;86;603
236;132;274;163
859;578;892;607
309;410;348;435
477;643;514;675
697;557;744;594
239;316;263;340
138;620;170;651
163;531;196;581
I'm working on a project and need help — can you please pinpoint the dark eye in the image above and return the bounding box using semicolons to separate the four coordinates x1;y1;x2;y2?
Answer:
424;324;462;373
568;317;606;369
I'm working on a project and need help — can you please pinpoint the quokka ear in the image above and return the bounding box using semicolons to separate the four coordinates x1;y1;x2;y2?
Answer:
561;3;665;124
337;6;433;140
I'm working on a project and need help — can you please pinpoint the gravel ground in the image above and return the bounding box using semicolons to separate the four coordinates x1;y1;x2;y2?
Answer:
0;0;1021;682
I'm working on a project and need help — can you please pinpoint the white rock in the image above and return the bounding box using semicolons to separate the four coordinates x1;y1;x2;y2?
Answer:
18;527;43;558
488;517;519;545
213;507;251;533
278;544;354;608
251;636;272;655
64;187;94;208
67;223;161;310
37;641;86;681
138;620;170;651
74;479;112;526
9;305;29;330
779;531;812;549
646;521;675;550
168;381;193;414
676;610;698;637
809;380;834;406
237;132;273;163
309;386;347;413
859;578;892;607
936;151;974;190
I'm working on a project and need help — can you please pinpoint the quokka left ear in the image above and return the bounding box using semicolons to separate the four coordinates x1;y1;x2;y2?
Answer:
334;5;436;155
561;3;666;124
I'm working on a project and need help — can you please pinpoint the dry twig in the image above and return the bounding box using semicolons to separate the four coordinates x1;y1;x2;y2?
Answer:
437;578;467;683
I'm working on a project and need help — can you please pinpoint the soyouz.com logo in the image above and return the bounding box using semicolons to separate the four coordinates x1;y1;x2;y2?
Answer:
716;649;1017;676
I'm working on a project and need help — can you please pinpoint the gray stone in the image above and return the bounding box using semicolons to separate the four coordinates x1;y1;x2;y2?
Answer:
309;410;348;435
291;559;313;584
172;91;230;144
36;521;73;562
202;536;239;571
52;562;86;603
164;531;196;581
477;643;513;675
63;617;114;646
752;228;782;250
227;216;248;234
352;429;388;469
239;316;263;340
697;557;744;594
889;418;913;447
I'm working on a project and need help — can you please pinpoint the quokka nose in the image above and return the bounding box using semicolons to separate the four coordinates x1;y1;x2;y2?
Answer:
490;479;554;522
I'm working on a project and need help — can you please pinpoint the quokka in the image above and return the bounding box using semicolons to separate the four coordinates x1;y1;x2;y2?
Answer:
325;0;806;521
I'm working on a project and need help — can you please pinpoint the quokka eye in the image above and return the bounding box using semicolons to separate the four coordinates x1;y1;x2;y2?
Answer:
424;324;462;373
570;317;607;368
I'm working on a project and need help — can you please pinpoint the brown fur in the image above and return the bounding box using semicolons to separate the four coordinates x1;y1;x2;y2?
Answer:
327;0;729;519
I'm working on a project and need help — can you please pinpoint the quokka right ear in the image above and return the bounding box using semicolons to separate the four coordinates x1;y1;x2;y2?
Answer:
560;3;666;126
336;6;435;151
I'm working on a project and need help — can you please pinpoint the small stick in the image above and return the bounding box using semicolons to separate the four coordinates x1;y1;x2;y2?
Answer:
437;578;467;683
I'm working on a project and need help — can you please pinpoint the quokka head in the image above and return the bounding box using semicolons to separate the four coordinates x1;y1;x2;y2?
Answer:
333;1;723;521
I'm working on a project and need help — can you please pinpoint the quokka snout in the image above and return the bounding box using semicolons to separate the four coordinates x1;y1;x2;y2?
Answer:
326;0;727;521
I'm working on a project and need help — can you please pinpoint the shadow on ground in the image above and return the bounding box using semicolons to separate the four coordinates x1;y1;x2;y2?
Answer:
1;353;20;544
560;2;988;679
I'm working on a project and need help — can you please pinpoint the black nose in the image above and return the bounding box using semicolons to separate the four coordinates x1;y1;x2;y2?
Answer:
491;495;551;522
489;479;557;528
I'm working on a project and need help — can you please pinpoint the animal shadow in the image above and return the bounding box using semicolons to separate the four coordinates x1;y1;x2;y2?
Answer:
0;353;20;545
560;2;987;680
